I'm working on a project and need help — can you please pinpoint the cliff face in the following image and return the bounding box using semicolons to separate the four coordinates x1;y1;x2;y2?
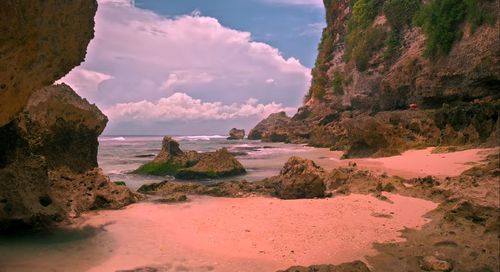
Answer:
0;85;137;232
250;0;499;157
0;0;97;127
0;0;139;232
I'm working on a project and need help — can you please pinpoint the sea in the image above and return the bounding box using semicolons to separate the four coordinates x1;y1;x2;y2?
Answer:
98;135;318;190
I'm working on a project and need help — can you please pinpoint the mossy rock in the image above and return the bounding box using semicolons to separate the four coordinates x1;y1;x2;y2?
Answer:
132;161;185;176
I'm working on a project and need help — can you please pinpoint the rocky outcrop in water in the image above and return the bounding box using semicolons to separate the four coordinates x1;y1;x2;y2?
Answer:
134;136;246;179
227;128;245;140
249;0;500;157
0;85;138;232
0;0;97;127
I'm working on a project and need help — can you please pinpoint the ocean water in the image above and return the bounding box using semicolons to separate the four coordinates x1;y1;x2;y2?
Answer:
98;135;316;190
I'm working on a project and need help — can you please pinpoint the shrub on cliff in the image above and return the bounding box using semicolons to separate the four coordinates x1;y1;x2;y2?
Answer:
414;0;496;58
345;0;385;71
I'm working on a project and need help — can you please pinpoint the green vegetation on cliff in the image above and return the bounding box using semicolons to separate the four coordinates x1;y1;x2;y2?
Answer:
345;0;385;71
414;0;496;57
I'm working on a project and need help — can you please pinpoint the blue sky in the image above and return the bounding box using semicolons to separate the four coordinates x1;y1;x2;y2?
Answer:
59;0;325;135
135;0;325;67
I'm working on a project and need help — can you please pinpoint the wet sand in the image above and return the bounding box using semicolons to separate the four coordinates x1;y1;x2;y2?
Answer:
78;193;437;272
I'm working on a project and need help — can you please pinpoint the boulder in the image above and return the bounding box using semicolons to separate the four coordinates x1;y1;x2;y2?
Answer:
269;156;326;199
420;256;453;272
278;261;371;272
227;128;245;140
176;148;246;179
0;85;138;232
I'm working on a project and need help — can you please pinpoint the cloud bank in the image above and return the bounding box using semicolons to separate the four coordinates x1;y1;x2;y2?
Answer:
59;0;311;134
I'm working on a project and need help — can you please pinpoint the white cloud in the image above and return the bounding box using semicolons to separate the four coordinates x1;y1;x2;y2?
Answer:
59;0;311;134
104;92;295;121
56;68;113;102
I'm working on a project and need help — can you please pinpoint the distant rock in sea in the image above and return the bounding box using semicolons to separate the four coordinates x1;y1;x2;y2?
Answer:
227;128;245;140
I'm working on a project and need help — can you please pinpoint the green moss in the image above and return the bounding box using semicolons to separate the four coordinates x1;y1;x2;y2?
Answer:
113;181;127;186
133;161;184;176
383;29;401;61
332;72;344;95
383;0;420;30
345;0;385;71
347;26;386;71
413;0;496;58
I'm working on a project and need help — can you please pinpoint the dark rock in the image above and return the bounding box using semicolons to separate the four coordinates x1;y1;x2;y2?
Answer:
0;85;138;232
176;148;246;179
227;128;245;140
269;156;326;199
420;256;453;271
278;260;371;272
248;112;292;142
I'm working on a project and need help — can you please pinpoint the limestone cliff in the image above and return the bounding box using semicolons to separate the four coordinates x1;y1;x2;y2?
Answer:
250;0;499;157
0;0;97;127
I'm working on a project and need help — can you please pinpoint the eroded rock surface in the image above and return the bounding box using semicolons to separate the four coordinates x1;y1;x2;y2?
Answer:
0;85;138;232
0;0;97;127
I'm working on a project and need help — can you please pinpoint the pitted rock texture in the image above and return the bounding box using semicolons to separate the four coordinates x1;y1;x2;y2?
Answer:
0;85;137;232
0;0;97;127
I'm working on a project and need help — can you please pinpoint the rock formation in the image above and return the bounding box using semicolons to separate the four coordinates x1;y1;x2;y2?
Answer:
0;84;138;232
249;0;500;157
263;156;326;199
0;0;97;127
134;136;246;179
227;128;245;140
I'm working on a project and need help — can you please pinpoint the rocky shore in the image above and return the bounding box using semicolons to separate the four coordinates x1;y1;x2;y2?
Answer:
136;149;499;271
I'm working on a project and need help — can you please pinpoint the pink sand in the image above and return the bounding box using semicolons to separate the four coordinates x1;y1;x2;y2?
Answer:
82;193;437;271
320;147;494;179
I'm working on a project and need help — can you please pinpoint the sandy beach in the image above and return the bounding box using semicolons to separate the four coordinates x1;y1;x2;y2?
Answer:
302;147;496;179
79;193;437;272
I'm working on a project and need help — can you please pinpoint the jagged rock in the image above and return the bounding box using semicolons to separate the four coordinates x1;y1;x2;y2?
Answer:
278;261;371;272
227;128;245;140
248;112;292;142
267;156;326;199
134;138;246;179
0;85;137;232
420;256;453;272
138;180;275;198
0;0;97;127
176;148;246;179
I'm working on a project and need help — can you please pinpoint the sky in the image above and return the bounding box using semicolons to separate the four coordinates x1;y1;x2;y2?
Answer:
59;0;325;135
